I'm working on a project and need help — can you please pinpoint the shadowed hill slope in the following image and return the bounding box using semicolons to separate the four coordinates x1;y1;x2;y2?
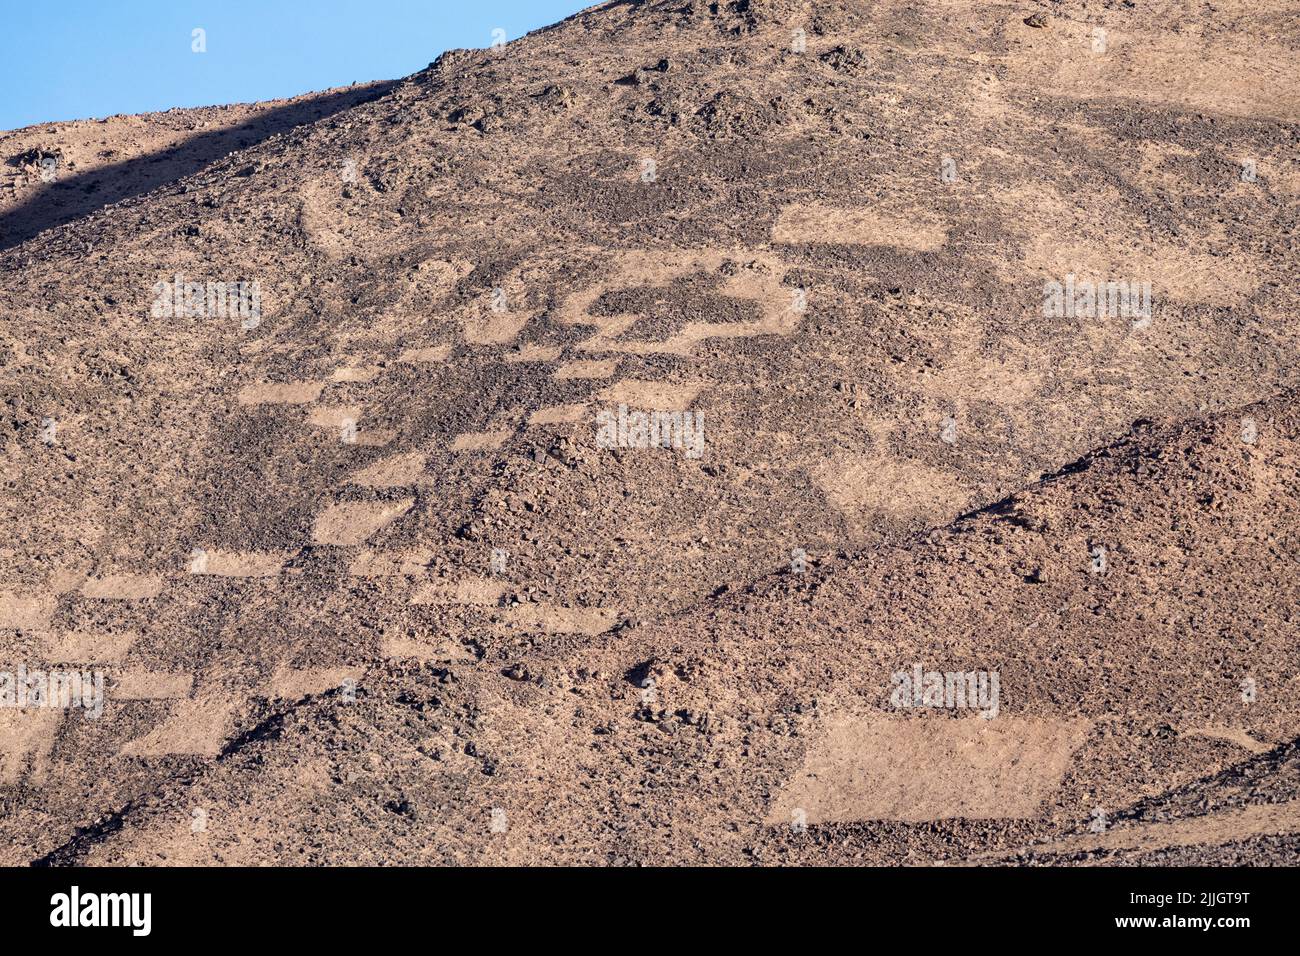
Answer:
0;82;396;252
2;0;1298;865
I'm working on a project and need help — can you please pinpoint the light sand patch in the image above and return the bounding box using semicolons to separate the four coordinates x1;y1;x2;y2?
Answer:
80;574;164;600
767;714;1091;824
311;498;414;546
411;577;507;606
237;381;324;405
397;345;452;363
330;365;382;383
112;671;194;700
506;604;619;635
598;379;704;409
983;800;1300;862
529;404;588;425
1027;239;1258;307
191;550;288;578
48;569;88;595
347;550;432;577
990;183;1259;305
815;455;971;525
505;344;562;363
0;710;62;786
1001;16;1299;121
554;359;619;380
451;430;511;451
0;591;55;630
773;203;948;251
347;452;426;488
308;405;364;429
117;691;240;757
44;630;137;663
463;311;530;345
380;633;478;663
264;665;363;700
419;257;476;281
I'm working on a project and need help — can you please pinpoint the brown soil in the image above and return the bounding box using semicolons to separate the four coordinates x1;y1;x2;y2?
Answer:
2;0;1298;866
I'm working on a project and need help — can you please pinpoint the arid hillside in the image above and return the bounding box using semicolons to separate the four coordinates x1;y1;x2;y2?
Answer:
1;0;1297;865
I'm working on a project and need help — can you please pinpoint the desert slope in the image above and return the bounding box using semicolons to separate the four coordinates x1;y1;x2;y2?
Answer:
33;393;1300;865
2;0;1298;865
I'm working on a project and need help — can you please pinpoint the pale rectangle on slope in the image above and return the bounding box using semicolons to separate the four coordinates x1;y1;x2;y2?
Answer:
768;714;1090;824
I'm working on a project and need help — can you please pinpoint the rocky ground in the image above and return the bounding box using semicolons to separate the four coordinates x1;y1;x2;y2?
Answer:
1;0;1297;865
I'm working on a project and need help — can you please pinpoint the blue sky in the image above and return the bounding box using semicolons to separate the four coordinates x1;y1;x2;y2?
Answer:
0;0;593;131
